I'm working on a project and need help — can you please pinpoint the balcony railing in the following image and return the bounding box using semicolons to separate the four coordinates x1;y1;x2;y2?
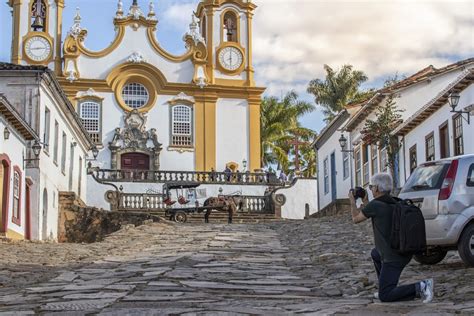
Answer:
92;168;283;186
115;192;272;213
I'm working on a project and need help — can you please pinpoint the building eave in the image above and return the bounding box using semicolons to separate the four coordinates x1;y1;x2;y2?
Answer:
393;69;474;136
343;93;385;132
0;95;39;141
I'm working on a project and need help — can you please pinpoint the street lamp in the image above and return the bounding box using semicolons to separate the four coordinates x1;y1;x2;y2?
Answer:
91;145;99;160
3;127;10;140
23;140;43;168
339;133;353;153
449;91;470;124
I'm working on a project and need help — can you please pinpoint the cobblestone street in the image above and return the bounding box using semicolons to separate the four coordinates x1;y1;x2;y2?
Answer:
0;215;473;315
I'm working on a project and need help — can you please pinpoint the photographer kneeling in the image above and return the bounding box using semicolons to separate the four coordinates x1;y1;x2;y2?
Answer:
349;173;433;303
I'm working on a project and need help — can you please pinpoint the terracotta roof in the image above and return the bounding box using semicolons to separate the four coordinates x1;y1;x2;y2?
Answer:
382;58;474;93
314;104;363;149
344;58;474;131
0;94;38;141
393;68;474;136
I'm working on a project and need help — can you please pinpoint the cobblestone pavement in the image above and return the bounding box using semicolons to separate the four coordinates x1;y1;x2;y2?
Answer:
0;215;473;315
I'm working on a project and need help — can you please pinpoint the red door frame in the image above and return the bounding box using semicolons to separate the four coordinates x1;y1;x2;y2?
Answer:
0;154;11;234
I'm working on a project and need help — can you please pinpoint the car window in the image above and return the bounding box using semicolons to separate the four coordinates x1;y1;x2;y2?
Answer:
401;163;450;193
467;164;474;187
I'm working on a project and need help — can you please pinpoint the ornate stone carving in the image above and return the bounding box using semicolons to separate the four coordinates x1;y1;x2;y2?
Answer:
109;110;162;170
169;92;195;104
183;14;205;48
127;52;146;64
68;7;84;39
77;88;101;99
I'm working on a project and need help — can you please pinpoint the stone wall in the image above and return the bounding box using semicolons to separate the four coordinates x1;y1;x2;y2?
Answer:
311;199;351;219
58;192;161;243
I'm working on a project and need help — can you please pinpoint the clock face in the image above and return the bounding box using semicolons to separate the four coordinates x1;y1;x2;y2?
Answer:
24;36;51;62
218;46;243;72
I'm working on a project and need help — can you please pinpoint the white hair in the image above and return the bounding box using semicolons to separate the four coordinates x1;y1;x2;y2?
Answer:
371;173;393;193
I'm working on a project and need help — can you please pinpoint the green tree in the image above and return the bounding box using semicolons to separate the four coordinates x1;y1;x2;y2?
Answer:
361;94;404;187
307;64;372;122
260;91;316;171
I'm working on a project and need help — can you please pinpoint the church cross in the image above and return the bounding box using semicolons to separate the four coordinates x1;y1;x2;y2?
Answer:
288;136;308;172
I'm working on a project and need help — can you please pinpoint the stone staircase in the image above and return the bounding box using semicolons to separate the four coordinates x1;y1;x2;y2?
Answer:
145;209;281;224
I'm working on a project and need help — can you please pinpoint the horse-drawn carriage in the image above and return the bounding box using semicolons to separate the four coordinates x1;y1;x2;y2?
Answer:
163;182;239;224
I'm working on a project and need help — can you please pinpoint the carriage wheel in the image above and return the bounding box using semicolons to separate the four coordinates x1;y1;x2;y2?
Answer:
173;211;187;223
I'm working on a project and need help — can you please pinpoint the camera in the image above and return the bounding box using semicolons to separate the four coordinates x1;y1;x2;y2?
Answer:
351;186;367;200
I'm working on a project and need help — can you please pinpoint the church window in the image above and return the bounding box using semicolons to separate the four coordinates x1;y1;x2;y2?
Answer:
122;83;149;109
171;105;193;147
30;0;47;32
79;101;101;144
223;11;238;42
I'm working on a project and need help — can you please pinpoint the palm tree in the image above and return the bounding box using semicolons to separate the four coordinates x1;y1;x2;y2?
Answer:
260;91;316;170
307;64;372;122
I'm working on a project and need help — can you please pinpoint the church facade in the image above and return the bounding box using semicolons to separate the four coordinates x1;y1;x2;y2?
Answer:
6;0;266;214
9;0;264;174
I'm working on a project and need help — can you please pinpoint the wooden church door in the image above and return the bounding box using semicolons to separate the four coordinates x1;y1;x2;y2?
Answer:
121;153;150;170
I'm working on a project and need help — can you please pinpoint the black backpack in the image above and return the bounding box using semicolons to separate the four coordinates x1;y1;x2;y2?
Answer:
390;199;427;255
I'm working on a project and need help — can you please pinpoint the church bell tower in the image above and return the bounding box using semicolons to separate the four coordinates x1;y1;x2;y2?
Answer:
8;0;64;74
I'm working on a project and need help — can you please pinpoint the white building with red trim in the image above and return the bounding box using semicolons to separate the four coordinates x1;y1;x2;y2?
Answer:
0;63;94;240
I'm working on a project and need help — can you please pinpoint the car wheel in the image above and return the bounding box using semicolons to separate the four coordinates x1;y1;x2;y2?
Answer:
174;211;187;223
458;223;474;267
414;249;448;265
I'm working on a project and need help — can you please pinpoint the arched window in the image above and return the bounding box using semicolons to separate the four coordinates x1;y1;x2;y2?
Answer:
122;83;149;109
79;101;101;144
171;105;193;147
223;11;238;42
30;0;47;32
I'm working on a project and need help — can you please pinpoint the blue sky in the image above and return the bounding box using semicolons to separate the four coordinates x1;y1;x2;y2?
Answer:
1;0;473;133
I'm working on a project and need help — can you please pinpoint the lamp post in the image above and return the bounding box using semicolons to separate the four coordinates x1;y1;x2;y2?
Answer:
3;127;10;140
23;139;43;168
242;159;247;171
449;91;470;124
339;133;354;154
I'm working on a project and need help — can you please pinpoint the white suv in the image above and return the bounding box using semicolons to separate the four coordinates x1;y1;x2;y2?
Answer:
399;154;474;266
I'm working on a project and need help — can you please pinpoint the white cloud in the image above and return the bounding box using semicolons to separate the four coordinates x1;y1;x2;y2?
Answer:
252;0;474;92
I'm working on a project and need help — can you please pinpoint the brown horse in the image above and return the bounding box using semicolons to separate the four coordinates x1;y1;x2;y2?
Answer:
203;196;240;224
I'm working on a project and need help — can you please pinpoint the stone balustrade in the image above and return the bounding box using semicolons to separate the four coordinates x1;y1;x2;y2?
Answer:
91;168;284;186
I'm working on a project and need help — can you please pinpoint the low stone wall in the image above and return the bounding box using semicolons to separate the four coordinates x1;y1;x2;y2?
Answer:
311;199;350;219
58;192;161;243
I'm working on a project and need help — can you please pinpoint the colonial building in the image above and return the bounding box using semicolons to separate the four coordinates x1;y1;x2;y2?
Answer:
0;94;38;240
7;0;266;210
313;104;361;212
315;58;474;213
0;63;93;240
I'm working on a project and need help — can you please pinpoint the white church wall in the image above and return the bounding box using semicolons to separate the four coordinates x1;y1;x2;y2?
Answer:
76;26;195;83
0;117;28;238
279;179;318;219
216;98;249;171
